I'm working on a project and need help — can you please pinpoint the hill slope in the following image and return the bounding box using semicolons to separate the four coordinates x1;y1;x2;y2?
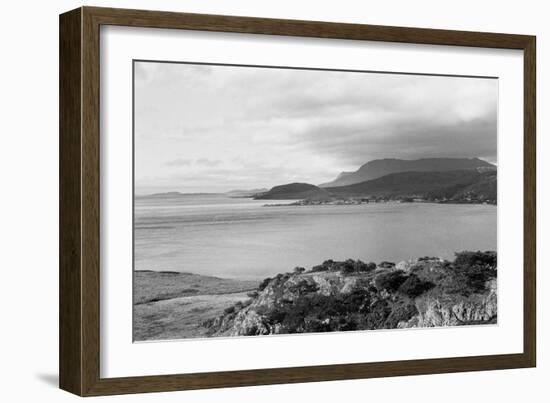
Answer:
320;158;495;187
254;183;331;200
327;169;497;202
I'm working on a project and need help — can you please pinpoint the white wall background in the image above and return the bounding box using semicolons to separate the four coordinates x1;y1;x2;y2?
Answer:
0;0;546;401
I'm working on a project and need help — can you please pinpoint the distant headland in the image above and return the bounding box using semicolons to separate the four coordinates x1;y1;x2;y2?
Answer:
255;157;497;205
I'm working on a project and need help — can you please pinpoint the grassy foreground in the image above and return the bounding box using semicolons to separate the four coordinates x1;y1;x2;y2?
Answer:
134;271;257;341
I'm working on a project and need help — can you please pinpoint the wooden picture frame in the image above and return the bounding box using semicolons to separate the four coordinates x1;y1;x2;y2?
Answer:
59;6;536;396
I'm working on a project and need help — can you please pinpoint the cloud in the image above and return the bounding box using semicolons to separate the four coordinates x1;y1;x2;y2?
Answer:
165;158;192;167
196;158;222;167
134;62;497;193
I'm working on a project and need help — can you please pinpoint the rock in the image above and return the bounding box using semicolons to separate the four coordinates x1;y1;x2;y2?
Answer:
396;259;417;272
401;280;498;328
204;253;497;336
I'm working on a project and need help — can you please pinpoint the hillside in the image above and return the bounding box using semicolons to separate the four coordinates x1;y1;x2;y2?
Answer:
258;170;496;204
328;169;497;202
204;251;497;336
320;158;495;187
254;183;332;200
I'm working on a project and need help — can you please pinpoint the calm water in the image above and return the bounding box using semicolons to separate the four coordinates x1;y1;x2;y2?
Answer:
134;194;497;279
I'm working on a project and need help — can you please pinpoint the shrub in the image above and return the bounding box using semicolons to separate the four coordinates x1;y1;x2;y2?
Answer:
310;264;328;273
379;261;396;269
338;259;376;275
258;277;271;291
450;251;497;295
455;265;496;294
363;299;392;329
374;270;408;292
398;274;435;298
293;266;306;274
261;289;372;333
223;306;235;315
435;251;497;297
247;291;259;298
288;279;319;294
454;251;497;270
384;303;418;328
366;262;377;272
340;264;356;275
322;259;335;269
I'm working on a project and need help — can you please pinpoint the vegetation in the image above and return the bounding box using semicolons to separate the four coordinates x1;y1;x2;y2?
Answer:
398;274;435;298
310;259;376;274
206;251;498;336
258;277;272;291
374;270;408;292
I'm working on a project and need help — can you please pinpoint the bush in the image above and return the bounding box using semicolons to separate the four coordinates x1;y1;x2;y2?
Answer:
247;291;259;298
455;265;496;294
379;261;396;269
366;262;377;272
224;306;236;315
453;251;497;294
398;274;435;298
454;251;497;270
258;277;271;291
310;264;328;272
288;279;319;294
293;266;306;274
435;251;497;296
261;289;372;333
384;303;418;328
340;263;356;275
339;259;376;275
374;270;408;292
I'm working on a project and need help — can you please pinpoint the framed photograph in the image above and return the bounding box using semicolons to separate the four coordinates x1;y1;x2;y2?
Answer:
59;6;536;396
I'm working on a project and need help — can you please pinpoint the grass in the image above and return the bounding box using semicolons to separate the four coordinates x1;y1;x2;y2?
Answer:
133;271;258;341
134;270;257;304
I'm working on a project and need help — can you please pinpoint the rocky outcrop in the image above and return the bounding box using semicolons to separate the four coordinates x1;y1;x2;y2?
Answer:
398;279;497;328
204;252;497;336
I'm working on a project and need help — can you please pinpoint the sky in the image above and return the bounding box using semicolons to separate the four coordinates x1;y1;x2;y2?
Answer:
134;61;497;194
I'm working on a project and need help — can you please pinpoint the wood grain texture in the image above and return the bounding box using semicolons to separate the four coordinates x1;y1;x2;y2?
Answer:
59;8;82;396
59;6;537;396
523;38;536;367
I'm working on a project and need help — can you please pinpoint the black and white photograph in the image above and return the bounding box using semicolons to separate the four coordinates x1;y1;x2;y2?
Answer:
133;61;498;342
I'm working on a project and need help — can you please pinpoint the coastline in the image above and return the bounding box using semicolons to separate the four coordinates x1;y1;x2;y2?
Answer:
263;198;497;207
134;251;497;341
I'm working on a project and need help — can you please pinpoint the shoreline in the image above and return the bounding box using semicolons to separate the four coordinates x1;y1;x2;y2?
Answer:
134;251;497;341
263;199;497;207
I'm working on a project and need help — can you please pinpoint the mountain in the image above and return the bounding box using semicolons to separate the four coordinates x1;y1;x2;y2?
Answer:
259;170;496;203
254;183;331;200
328;169;496;202
320;158;495;187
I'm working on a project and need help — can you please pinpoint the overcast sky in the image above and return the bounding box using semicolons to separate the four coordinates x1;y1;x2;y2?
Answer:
134;61;497;194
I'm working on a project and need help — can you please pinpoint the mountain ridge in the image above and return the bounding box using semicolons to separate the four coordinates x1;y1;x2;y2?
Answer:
320;157;495;188
256;169;496;204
